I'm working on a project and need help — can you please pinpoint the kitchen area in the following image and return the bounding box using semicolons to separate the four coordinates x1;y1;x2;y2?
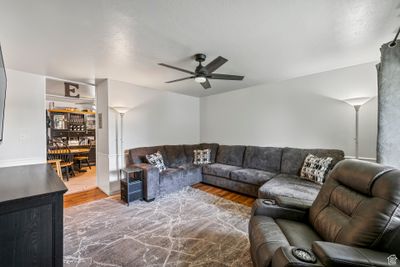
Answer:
46;78;97;195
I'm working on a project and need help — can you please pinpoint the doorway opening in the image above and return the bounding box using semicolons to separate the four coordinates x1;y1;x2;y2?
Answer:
45;78;97;195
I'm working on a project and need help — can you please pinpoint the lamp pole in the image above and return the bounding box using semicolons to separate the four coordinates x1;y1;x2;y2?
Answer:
343;97;372;160
119;112;124;178
115;113;120;180
354;105;360;159
115;112;125;181
112;107;131;180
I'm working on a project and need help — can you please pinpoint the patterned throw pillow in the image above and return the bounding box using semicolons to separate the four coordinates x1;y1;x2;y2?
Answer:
145;151;166;172
193;149;211;165
300;154;333;184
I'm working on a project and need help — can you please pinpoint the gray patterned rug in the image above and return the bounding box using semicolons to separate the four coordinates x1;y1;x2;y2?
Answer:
64;187;253;267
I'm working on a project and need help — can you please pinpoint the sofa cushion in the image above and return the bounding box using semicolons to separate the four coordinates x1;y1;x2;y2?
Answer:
258;174;322;202
178;164;202;185
128;146;164;164
280;148;344;175
183;144;202;163
243;146;282;172
200;143;219;163
202;163;242;179
231;168;277;186
163;145;187;168
216;145;246;167
159;168;184;195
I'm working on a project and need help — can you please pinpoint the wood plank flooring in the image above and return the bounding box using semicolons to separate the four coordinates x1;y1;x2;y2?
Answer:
192;183;256;207
64;183;256;208
64;187;108;208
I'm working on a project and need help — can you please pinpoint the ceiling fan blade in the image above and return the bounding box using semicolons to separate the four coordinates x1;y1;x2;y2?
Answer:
200;79;211;89
158;63;194;75
165;76;195;83
205;56;228;73
209;73;244;80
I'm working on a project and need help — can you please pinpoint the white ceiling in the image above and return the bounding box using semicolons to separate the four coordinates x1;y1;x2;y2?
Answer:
0;0;399;97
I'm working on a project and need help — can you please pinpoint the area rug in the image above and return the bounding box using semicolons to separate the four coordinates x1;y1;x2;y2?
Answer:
64;187;253;267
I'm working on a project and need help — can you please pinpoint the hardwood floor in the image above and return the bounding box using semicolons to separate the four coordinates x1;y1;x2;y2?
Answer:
192;183;256;207
64;183;256;208
64;187;108;208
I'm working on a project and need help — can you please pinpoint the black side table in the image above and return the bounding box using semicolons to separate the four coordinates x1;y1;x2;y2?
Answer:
120;167;143;206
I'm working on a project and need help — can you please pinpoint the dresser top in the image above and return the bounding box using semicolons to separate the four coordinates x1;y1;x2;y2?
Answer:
0;163;68;203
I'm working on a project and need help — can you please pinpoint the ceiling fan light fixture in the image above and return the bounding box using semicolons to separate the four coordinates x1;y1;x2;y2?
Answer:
194;76;207;83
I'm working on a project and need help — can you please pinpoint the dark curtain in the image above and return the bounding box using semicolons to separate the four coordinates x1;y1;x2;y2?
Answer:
377;41;400;168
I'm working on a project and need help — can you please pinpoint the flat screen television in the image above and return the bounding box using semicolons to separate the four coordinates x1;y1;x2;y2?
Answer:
0;44;7;142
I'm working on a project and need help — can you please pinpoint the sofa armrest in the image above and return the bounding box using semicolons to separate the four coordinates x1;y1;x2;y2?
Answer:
312;241;396;267
251;199;308;222
275;196;313;211
130;163;159;201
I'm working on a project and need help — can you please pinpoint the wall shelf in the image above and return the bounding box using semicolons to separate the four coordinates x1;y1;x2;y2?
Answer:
47;109;96;164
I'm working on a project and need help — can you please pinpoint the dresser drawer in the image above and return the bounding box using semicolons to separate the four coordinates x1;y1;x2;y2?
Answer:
129;180;142;192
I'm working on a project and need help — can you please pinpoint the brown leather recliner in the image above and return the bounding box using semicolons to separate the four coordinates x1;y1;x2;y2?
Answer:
249;159;400;267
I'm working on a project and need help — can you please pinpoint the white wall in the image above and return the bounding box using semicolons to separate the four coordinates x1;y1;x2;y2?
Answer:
108;80;200;151
200;62;378;160
96;79;200;194
0;69;46;167
95;79;110;194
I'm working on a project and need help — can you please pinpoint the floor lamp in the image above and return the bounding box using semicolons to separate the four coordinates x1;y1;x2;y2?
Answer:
343;97;372;159
112;106;131;180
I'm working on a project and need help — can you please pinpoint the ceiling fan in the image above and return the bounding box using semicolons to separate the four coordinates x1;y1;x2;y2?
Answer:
158;53;244;89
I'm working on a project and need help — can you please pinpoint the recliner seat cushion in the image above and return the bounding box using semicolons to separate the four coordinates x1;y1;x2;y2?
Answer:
280;147;344;175
258;174;321;202
231;168;277;186
202;163;242;178
243;146;282;173
163;145;187;168
216;145;246;167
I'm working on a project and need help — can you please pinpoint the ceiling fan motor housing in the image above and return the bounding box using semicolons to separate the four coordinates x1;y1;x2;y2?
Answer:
194;54;208;76
194;53;206;63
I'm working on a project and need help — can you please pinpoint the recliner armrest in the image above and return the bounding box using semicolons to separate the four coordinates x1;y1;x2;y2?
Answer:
251;199;308;222
272;246;323;267
129;163;159;201
312;241;396;267
275;196;313;211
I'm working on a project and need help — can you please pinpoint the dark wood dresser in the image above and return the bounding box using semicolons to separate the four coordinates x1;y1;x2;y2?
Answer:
0;164;68;267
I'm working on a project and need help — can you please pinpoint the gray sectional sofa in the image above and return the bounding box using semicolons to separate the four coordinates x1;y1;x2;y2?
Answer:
127;144;344;202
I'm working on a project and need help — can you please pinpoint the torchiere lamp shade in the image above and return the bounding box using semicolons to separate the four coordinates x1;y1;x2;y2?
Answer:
112;106;131;114
343;97;372;108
